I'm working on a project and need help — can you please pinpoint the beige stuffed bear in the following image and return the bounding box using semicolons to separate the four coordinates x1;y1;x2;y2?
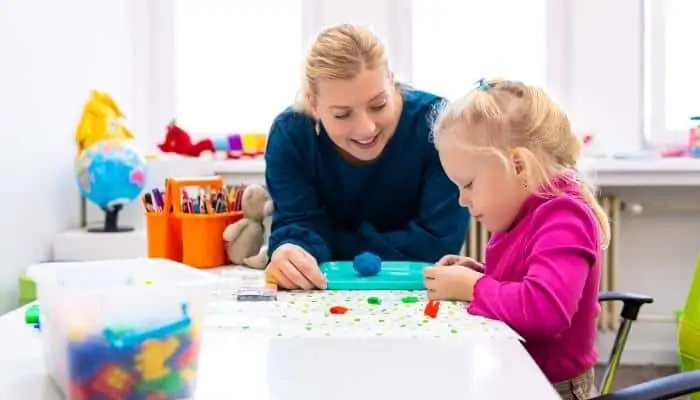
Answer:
222;184;273;269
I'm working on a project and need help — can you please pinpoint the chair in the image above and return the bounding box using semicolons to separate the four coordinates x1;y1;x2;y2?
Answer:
592;370;700;400
598;291;654;394
593;259;700;399
677;257;700;399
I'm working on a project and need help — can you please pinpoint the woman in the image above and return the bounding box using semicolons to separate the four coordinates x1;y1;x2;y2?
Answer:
265;24;469;290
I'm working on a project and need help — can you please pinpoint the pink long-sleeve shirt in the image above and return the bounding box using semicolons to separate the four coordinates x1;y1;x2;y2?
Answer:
468;182;602;383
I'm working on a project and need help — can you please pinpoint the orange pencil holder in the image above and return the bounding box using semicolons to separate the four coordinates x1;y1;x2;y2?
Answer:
178;212;241;268
145;212;182;261
145;176;243;269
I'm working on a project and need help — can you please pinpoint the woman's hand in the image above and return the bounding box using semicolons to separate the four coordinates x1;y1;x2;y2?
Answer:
423;265;483;302
435;254;485;273
266;243;327;290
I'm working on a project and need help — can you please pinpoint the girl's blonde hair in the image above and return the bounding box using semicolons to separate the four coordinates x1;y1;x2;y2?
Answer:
432;79;610;248
294;24;389;115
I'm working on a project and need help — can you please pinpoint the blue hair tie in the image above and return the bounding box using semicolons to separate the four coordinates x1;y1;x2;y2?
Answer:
475;78;490;91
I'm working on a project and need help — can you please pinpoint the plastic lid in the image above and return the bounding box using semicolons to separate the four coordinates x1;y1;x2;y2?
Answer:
691;116;700;121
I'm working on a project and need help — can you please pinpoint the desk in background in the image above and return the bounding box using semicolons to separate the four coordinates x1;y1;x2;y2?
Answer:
208;157;700;187
53;229;146;261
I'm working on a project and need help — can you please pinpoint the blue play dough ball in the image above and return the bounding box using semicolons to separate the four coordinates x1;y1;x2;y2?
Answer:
353;252;382;277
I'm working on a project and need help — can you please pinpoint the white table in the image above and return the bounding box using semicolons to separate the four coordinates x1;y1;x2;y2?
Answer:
1;266;560;399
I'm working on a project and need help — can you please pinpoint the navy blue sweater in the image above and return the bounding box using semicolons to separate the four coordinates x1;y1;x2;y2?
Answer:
265;89;469;263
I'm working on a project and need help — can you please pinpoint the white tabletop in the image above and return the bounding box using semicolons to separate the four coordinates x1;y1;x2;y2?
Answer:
1;266;560;399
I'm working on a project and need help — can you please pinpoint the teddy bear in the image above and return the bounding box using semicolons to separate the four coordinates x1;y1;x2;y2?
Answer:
222;184;273;269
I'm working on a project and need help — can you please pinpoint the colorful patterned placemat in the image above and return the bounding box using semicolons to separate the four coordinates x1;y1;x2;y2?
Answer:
204;267;521;340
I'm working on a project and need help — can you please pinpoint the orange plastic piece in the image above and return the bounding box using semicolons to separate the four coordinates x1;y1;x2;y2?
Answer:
89;365;135;399
145;176;243;268
329;306;349;315
265;270;277;285
424;300;440;318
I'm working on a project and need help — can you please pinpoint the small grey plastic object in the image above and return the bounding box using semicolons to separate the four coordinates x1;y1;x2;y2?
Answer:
236;287;277;301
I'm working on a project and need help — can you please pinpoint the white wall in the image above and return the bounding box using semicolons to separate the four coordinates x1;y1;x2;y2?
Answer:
565;0;699;365
0;0;139;312
598;187;700;365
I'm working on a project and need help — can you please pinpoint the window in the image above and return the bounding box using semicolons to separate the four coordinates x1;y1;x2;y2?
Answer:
644;0;700;145
411;0;548;101
173;1;303;136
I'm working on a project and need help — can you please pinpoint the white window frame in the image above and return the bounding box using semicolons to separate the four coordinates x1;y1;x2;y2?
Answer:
643;0;688;147
142;0;570;151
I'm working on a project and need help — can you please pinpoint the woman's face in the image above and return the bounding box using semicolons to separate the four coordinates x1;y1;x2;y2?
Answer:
312;68;401;162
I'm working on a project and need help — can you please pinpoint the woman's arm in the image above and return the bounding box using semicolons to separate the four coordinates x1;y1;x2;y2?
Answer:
265;116;332;263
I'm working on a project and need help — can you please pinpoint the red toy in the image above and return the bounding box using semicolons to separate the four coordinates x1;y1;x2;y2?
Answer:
158;121;266;159
158;122;219;157
88;365;135;400
424;300;440;318
329;305;349;315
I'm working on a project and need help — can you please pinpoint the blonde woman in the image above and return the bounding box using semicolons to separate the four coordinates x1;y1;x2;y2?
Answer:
265;24;468;290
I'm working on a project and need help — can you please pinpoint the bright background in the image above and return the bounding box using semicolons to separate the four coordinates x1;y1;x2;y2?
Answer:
1;0;699;372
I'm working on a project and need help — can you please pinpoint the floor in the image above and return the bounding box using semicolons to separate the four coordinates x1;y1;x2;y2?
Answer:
594;364;684;397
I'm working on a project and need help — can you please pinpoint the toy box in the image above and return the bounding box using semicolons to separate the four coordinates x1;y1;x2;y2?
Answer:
27;258;217;400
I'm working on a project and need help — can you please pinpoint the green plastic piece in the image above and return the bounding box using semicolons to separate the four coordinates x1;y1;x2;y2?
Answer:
25;304;40;325
367;296;382;305
19;274;36;305
401;296;419;304
677;257;700;400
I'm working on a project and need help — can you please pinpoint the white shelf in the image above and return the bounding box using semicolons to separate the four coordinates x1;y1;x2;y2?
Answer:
210;159;266;174
579;157;700;187
150;156;700;188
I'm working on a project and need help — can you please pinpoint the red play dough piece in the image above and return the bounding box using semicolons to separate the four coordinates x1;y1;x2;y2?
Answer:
424;300;440;318
329;305;349;315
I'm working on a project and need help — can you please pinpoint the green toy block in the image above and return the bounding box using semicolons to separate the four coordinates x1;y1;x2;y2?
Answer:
18;274;36;305
25;304;40;324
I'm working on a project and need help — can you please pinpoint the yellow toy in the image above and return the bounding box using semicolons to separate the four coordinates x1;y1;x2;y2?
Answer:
133;337;181;382
75;90;134;155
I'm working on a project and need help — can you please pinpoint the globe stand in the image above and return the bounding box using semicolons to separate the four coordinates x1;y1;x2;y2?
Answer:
88;204;134;233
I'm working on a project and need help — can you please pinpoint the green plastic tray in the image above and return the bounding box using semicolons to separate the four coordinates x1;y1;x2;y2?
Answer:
320;261;430;290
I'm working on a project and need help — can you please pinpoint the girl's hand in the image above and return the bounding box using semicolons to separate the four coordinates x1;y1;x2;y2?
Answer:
423;265;484;302
435;254;485;273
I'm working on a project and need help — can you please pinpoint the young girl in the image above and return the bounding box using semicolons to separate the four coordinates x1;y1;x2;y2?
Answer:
424;79;610;399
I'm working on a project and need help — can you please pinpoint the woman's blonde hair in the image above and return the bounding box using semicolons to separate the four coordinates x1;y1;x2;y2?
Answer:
432;79;610;248
294;24;389;115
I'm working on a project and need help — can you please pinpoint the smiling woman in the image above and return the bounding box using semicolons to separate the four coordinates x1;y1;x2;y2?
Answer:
263;24;470;291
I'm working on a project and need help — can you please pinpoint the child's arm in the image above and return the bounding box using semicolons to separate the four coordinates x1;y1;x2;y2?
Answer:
467;197;599;339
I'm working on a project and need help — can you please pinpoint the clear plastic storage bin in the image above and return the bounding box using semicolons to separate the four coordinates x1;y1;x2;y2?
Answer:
28;258;217;400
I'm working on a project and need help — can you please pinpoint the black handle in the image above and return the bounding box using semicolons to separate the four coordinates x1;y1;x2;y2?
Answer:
598;291;654;321
592;370;700;400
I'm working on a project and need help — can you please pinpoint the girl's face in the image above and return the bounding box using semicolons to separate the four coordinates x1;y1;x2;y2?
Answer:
312;68;401;163
437;132;529;232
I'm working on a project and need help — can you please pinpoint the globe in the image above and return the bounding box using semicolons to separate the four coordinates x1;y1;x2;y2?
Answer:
76;139;147;232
